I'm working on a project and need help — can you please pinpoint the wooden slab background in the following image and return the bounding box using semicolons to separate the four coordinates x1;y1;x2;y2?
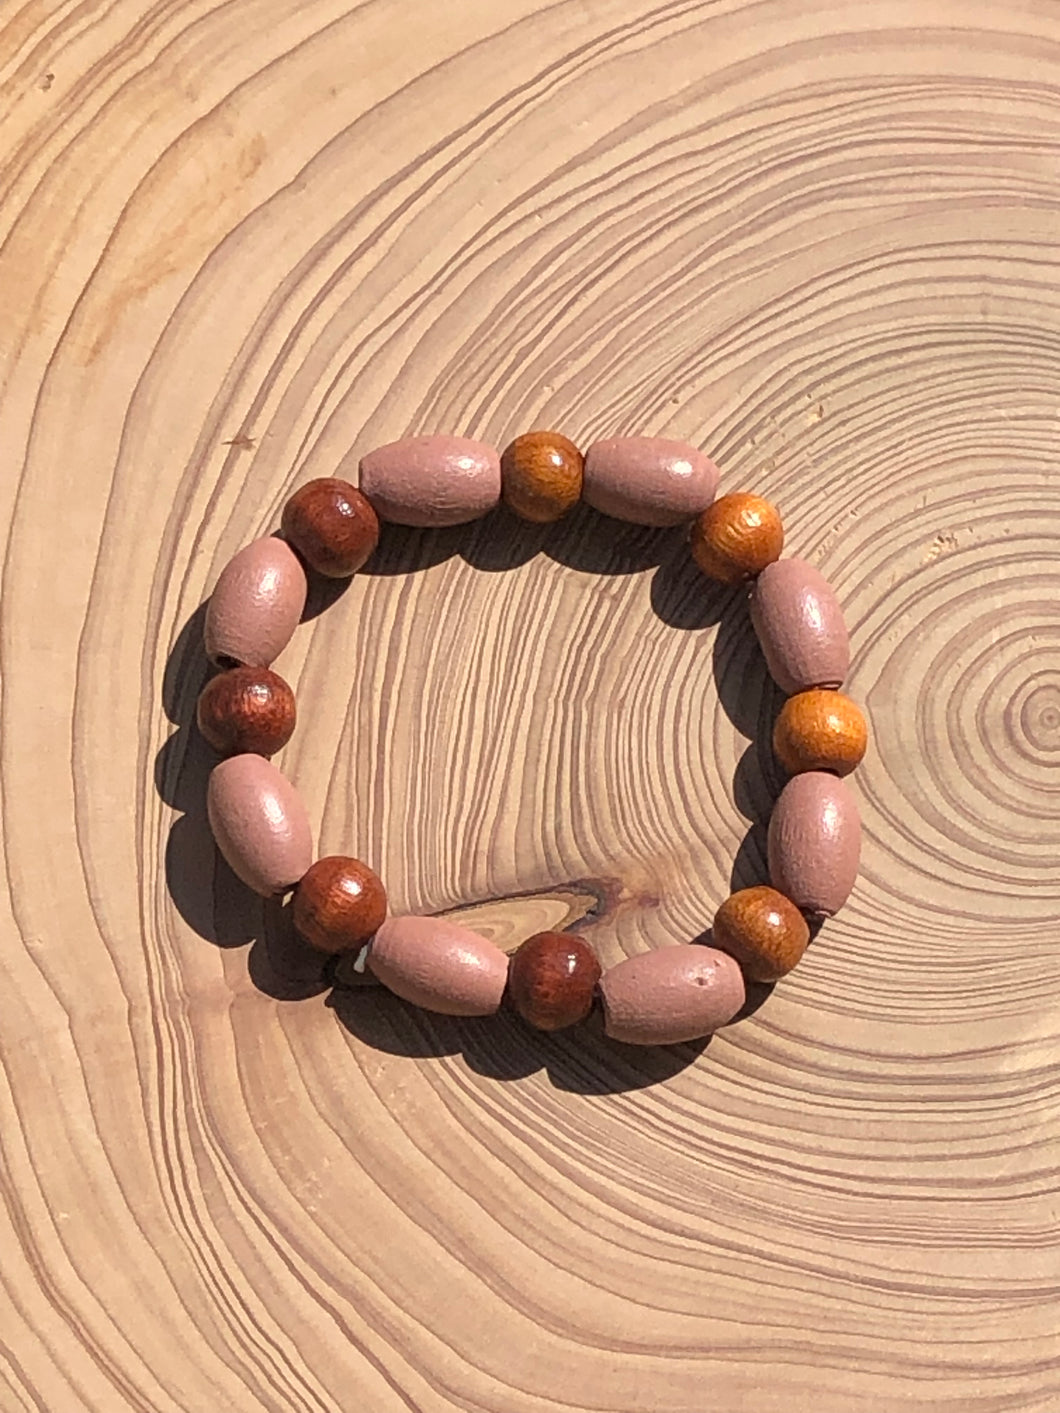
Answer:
1;2;1059;1409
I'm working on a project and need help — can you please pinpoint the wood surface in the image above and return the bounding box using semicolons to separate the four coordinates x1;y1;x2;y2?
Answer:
1;1;1058;1409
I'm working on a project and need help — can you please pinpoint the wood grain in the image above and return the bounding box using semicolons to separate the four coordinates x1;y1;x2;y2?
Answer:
2;2;1059;1410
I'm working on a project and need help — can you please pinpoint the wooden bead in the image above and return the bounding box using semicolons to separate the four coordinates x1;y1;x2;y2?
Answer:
292;856;387;954
773;689;868;776
280;477;379;578
203;536;307;669
507;931;600;1031
583;437;720;526
206;755;313;896
599;946;745;1046
749;557;849;693
196;666;296;757
690;492;784;584
768;772;861;918
712;886;810;983
358;436;500;527
367;916;508;1016
501;431;583;523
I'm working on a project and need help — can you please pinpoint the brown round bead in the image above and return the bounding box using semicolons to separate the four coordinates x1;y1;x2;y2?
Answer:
196;666;296;757
280;477;380;577
773;689;868;777
292;856;388;954
501;431;583;523
507;931;601;1031
690;492;784;584
712;886;810;983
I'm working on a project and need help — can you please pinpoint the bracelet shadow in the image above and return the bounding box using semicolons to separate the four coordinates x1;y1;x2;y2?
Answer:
156;504;791;1095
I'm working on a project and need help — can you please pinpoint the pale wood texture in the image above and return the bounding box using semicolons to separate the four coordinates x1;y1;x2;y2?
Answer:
1;2;1058;1410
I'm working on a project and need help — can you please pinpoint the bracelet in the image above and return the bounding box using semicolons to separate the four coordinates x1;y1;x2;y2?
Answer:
195;432;866;1047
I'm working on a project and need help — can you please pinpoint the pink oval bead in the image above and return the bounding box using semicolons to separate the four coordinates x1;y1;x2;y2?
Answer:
206;755;313;896
367;916;508;1015
768;771;861;918
358;436;500;527
203;537;307;669
749;557;850;694
599;946;745;1045
583;437;720;526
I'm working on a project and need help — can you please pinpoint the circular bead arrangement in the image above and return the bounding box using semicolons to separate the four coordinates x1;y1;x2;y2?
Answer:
195;431;867;1046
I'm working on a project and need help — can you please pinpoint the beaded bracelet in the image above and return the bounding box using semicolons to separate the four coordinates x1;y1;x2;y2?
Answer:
194;432;866;1046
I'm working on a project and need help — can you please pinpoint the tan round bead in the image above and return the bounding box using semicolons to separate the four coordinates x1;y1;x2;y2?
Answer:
690;492;784;584
599;946;745;1046
773;690;868;777
367;916;508;1016
501;431;583;523
712;887;810;983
